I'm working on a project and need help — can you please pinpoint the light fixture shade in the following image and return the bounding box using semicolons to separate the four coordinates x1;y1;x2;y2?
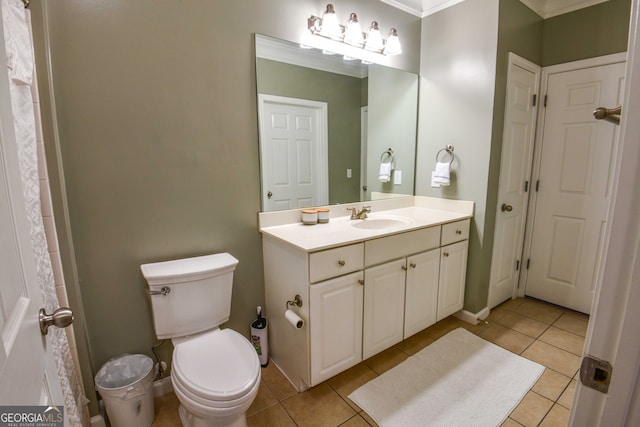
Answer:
320;4;342;40
383;28;402;55
364;21;383;52
343;13;364;47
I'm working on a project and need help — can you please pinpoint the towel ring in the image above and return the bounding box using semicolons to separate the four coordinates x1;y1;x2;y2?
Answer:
435;144;454;165
380;148;394;163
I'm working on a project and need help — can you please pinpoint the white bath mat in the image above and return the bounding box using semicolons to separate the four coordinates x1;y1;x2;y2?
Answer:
349;328;544;427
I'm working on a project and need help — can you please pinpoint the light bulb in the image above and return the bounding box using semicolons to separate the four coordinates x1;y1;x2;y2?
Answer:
344;13;363;47
384;28;402;55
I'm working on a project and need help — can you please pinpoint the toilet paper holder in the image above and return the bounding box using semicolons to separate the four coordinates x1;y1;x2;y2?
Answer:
286;295;303;311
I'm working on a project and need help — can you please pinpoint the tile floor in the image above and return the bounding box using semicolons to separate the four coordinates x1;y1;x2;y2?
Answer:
151;297;588;427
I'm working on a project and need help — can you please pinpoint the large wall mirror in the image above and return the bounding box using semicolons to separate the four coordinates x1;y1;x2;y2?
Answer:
255;34;418;212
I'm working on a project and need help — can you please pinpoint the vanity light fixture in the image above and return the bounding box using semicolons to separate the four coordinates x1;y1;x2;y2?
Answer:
307;3;401;57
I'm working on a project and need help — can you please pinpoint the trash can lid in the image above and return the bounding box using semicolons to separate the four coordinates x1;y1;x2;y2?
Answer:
95;354;154;390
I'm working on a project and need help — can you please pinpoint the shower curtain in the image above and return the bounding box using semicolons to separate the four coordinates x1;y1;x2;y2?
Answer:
1;0;86;425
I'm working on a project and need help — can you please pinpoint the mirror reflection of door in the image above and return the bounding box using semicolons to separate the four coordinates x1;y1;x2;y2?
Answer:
258;94;328;211
360;106;368;201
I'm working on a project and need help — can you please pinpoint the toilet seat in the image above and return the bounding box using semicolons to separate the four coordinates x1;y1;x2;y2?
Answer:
171;328;260;409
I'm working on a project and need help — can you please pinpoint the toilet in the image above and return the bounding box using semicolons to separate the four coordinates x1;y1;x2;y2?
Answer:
141;253;260;427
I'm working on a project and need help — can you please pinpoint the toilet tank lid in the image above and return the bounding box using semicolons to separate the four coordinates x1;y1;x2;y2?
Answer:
140;253;239;286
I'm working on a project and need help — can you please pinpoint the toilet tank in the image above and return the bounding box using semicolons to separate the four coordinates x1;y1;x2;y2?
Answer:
141;253;239;339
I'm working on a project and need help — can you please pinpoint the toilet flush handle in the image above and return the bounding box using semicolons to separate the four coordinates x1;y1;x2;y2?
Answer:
149;286;171;296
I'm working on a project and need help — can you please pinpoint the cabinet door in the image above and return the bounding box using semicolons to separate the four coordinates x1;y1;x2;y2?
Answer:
404;249;440;338
309;271;364;385
437;240;468;321
363;259;406;359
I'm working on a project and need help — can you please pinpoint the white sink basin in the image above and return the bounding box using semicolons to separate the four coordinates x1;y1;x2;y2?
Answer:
350;215;415;230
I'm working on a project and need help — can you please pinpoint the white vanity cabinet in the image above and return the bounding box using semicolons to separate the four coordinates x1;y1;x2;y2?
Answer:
260;203;472;392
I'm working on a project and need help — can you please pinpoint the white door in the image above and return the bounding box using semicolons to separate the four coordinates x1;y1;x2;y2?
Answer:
571;3;640;422
524;59;625;314
404;249;440;338
309;271;363;385
489;53;540;309
258;94;328;211
363;259;406;359
0;85;64;407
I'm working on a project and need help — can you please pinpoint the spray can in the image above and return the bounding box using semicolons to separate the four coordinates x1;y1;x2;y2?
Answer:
250;306;268;367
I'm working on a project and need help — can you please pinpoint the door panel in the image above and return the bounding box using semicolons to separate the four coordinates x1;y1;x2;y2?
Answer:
525;61;625;313
309;272;363;385
363;259;406;359
404;249;440;338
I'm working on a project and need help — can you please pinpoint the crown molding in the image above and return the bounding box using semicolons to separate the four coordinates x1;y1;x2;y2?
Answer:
380;0;610;19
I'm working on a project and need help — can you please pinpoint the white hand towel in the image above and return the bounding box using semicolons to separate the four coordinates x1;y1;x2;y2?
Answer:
379;162;392;182
431;171;441;188
432;161;451;186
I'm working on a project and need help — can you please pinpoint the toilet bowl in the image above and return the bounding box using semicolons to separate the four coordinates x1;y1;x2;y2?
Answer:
141;253;260;427
171;329;260;427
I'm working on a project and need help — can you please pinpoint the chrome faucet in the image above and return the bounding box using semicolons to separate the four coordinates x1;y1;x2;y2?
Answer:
348;206;371;220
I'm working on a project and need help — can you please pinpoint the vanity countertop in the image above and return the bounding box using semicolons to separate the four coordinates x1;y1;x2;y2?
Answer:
259;197;474;252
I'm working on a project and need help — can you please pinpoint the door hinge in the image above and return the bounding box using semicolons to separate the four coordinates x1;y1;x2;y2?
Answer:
516;260;520;271
526;259;530;269
533;94;537;106
580;355;613;393
535;180;540;192
524;181;529;192
544;95;548;107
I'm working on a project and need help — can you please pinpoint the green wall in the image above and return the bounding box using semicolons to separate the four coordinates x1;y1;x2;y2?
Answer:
481;0;543;312
542;0;631;66
31;0;421;416
256;58;363;205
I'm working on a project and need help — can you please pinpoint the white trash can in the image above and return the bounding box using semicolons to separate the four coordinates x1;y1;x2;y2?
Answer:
95;354;156;427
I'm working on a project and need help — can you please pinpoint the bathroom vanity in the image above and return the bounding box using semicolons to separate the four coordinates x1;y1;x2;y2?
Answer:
259;196;473;391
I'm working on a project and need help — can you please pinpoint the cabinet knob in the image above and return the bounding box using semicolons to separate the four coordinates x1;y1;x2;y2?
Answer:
358;279;364;286
410;263;416;268
456;230;462;235
338;260;346;267
443;252;449;257
401;265;407;271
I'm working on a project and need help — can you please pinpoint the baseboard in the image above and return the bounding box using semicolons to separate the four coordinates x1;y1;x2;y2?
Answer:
90;415;106;427
153;376;173;397
454;306;490;325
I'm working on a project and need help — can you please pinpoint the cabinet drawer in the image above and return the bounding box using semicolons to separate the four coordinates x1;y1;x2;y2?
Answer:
441;219;470;246
365;226;440;267
309;243;364;283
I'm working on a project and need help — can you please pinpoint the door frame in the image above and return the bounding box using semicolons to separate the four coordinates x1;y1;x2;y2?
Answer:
360;106;368;201
518;52;627;299
487;52;540;309
257;94;329;211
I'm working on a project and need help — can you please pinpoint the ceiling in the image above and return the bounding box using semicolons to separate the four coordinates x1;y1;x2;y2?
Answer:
380;0;611;19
